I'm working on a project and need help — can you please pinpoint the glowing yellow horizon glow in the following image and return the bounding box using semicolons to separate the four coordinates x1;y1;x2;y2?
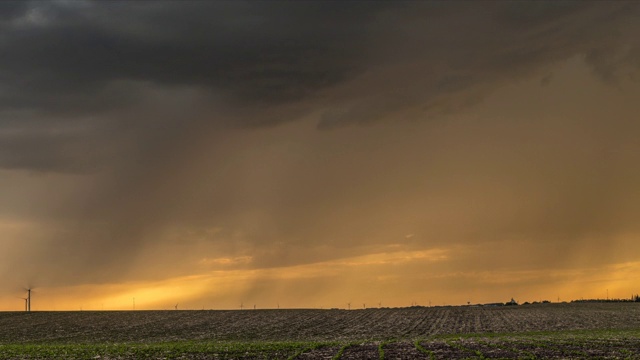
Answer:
2;247;639;311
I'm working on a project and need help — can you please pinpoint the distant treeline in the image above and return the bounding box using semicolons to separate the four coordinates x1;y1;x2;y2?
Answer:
479;295;640;307
362;295;640;310
571;295;640;303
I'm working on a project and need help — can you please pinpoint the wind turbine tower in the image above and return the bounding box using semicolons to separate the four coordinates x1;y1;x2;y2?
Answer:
27;289;31;312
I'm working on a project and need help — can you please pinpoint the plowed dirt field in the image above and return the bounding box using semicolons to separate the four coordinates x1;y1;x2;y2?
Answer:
1;303;640;359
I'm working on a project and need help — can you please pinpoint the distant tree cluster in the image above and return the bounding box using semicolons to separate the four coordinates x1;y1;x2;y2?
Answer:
571;294;640;303
521;300;552;305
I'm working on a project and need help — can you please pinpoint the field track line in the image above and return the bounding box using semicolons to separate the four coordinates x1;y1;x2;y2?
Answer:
476;338;537;360
403;308;433;337
331;343;354;360
413;339;435;360
286;343;324;360
425;308;449;336
446;338;485;359
378;339;396;360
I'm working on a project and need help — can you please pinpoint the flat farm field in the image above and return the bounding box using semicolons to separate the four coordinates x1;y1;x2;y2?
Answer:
1;302;640;359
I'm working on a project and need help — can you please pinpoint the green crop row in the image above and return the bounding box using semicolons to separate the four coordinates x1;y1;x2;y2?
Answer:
414;328;640;359
3;329;640;359
0;341;331;360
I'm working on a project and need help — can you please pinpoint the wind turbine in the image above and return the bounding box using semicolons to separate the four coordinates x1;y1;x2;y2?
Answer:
24;288;32;312
174;303;178;310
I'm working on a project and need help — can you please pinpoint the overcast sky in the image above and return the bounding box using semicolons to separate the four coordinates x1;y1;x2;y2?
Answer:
1;1;640;310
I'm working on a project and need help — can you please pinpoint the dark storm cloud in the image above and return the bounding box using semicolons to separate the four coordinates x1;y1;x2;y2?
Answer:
316;2;640;128
0;1;30;22
0;1;377;113
1;1;639;172
0;0;392;172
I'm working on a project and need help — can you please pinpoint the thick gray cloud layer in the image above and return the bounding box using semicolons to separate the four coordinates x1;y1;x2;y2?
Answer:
1;1;638;172
1;1;640;292
0;1;375;113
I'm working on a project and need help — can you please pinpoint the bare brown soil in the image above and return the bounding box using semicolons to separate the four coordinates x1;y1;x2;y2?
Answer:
1;303;640;359
2;303;640;343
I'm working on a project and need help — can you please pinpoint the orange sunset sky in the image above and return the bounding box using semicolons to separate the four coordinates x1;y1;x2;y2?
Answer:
1;1;640;311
